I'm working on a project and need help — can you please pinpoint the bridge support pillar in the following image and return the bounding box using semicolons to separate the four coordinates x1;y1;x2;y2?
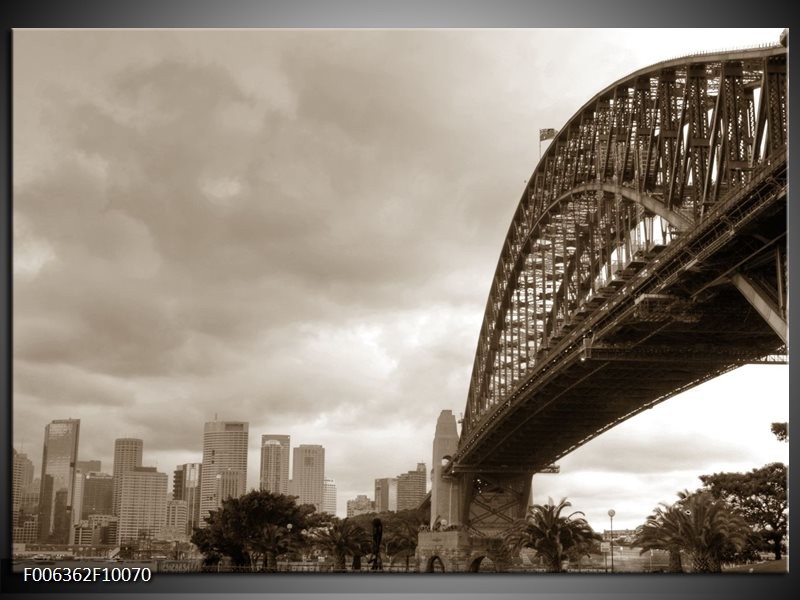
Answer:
420;410;533;572
430;410;464;529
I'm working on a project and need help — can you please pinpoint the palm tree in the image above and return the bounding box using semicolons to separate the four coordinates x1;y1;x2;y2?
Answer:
635;490;750;573
312;518;371;571
253;523;296;572
504;497;600;573
635;503;687;572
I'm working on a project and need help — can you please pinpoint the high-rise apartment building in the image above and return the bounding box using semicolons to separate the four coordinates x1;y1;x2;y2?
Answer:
117;466;168;544
38;419;80;543
259;435;290;494
81;472;114;519
173;463;202;533
199;421;248;524
290;445;324;511
112;438;143;516
346;494;375;517
374;477;397;513
397;462;427;511
323;478;337;516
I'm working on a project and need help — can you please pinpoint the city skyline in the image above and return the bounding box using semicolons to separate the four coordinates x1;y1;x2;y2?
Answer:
13;28;788;530
14;415;428;520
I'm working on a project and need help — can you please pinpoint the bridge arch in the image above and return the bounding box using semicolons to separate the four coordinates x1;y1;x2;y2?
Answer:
425;555;446;573
468;555;497;573
454;43;787;471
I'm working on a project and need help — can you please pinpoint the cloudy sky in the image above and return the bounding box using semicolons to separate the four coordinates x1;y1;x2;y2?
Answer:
13;28;788;528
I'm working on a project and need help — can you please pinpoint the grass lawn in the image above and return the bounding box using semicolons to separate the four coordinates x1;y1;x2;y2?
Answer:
723;558;787;573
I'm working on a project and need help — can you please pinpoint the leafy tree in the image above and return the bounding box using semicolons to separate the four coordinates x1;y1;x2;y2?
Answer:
311;517;371;571
636;491;749;573
770;422;787;442
503;497;600;573
700;463;788;560
381;509;428;571
191;491;316;570
346;507;429;571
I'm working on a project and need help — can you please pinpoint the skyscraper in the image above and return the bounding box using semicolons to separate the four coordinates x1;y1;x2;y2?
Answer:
397;462;427;511
374;477;397;513
71;468;85;529
290;445;324;511
81;472;114;519
323;478;337;516
12;449;30;519
259;434;290;494
38;419;80;543
112;438;143;516
117;466;168;544
164;500;189;541
173;463;202;534
199;420;248;524
12;450;35;528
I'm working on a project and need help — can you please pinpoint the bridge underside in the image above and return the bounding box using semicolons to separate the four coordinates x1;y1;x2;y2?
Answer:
460;187;785;471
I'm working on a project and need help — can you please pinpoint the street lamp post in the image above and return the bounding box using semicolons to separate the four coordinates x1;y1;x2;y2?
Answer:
608;509;615;573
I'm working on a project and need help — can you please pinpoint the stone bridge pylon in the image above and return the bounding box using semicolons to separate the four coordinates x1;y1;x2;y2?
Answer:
416;410;532;572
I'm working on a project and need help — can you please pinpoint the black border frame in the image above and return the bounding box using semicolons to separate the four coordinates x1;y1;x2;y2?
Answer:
1;1;795;599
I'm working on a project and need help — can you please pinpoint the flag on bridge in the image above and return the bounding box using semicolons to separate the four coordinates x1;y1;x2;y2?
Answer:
539;128;558;141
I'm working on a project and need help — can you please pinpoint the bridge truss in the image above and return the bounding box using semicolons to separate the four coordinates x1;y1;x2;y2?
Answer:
454;44;787;473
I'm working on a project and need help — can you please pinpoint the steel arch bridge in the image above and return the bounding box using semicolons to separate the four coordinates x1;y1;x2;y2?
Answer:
419;41;787;572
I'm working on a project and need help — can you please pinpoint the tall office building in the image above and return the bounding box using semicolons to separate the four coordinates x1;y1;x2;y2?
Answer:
71;469;85;528
12;450;34;509
259;435;290;494
173;463;202;533
117;466;168;544
12;450;35;528
374;477;397;513
81;472;114;519
20;479;40;514
38;419;80;543
215;469;242;504
322;478;337;516
77;460;101;473
397;463;427;511
199;421;248;524
290;445;325;511
112;438;143;516
346;494;375;517
12;449;27;518
164;500;189;541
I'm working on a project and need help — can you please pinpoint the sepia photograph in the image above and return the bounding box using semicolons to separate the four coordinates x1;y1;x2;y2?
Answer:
11;27;788;577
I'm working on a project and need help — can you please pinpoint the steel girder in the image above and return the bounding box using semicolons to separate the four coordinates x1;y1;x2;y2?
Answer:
458;45;787;468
